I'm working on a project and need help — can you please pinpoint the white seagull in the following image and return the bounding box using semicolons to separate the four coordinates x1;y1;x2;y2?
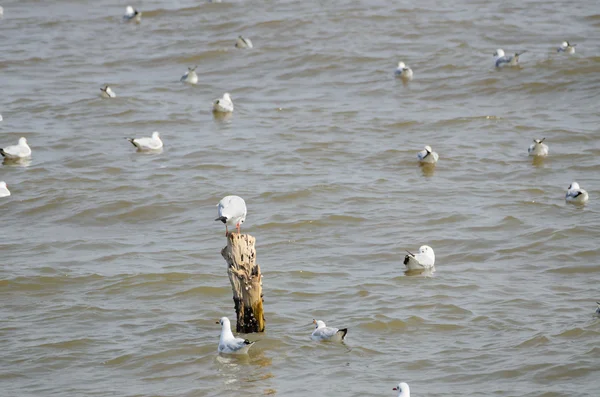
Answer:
123;6;141;23
557;41;576;54
494;49;526;67
217;317;256;354
100;85;116;98
393;382;411;397
310;319;348;342
528;138;549;156
235;36;253;49
565;182;589;204
215;195;247;236
417;145;439;164
404;245;435;271
126;131;163;151
213;93;234;113
1;137;32;159
395;62;413;80
180;66;198;84
0;181;10;198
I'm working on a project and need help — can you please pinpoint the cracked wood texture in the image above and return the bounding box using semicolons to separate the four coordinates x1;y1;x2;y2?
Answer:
220;233;265;333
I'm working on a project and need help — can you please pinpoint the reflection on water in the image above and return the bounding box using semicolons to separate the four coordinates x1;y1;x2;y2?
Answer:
404;267;436;277
2;157;31;167
420;163;436;177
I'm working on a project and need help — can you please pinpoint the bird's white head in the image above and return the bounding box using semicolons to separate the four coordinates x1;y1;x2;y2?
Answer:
152;131;160;139
223;93;231;101
218;317;230;327
561;41;569;48
313;319;326;329
419;245;435;258
19;137;28;145
493;49;505;58
568;182;580;190
125;6;134;14
397;62;406;69
393;382;410;396
424;145;432;153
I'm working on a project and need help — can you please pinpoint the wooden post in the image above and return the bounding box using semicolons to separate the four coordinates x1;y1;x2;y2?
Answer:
220;233;265;333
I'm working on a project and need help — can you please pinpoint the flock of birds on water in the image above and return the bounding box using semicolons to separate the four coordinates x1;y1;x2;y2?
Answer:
0;5;598;396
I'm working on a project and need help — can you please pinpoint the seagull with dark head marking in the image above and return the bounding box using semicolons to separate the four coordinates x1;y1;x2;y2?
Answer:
393;382;411;397
1;137;31;159
404;245;435;271
181;66;198;84
557;41;576;54
417;145;439;164
215;195;246;236
213;93;234;113
123;6;142;23
126;131;163;151
565;182;589;204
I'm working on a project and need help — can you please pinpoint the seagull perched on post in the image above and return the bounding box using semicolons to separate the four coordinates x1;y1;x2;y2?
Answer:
216;317;256;354
493;49;526;67
215;195;247;236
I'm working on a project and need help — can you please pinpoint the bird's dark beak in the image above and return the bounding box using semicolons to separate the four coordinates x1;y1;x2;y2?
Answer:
393;387;398;390
215;321;220;324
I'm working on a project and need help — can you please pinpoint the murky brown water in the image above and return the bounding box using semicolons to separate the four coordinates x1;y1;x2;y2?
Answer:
1;1;600;396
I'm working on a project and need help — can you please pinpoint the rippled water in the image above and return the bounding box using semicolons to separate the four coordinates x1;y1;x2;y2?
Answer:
1;1;600;396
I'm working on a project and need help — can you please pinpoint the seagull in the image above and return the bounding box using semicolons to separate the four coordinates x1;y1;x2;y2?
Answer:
494;49;525;67
100;85;116;98
213;93;234;113
123;6;141;23
393;382;411;397
235;36;253;49
417;145;439;164
216;317;256;354
528;138;549;157
310;319;348;342
565;182;589;204
395;62;413;80
1;137;32;159
557;41;576;54
180;66;198;84
215;195;246;236
595;302;600;316
0;181;10;198
126;131;163;151
404;245;435;271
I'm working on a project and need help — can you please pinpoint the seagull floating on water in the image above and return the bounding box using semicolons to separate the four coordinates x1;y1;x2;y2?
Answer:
180;66;198;84
494;49;525;67
100;85;116;98
395;62;413;80
528;138;548;157
557;41;576;54
393;382;411;397
0;181;10;198
404;245;435;271
311;319;348;342
127;131;163;151
1;137;32;159
215;195;246;236
123;6;141;23
217;317;256;354
417;145;439;164
595;302;600;316
235;36;253;49
565;182;588;204
213;93;234;113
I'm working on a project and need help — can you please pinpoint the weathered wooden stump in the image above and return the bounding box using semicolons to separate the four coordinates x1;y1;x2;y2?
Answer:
220;233;265;333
